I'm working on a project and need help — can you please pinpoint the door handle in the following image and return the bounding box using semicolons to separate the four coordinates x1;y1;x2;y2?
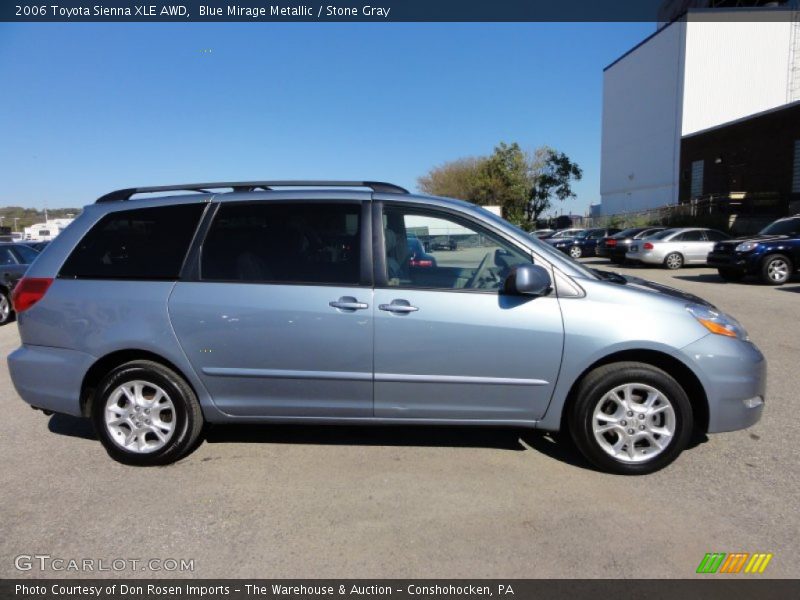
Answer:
379;300;419;314
329;296;368;311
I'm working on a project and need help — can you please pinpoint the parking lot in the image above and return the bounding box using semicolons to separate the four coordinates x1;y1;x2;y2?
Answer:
1;259;798;579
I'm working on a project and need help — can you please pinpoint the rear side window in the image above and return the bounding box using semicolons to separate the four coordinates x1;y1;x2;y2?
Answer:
201;202;361;285
0;247;17;266
59;204;205;280
12;245;39;264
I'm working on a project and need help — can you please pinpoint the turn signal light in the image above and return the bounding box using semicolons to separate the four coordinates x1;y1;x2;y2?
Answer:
11;277;53;313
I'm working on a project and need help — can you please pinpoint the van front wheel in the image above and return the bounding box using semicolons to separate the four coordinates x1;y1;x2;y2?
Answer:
568;362;693;475
91;360;204;466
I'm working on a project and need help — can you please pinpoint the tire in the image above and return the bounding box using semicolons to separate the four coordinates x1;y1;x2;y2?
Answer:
0;289;13;326
568;362;693;475
569;246;583;259
718;268;745;282
91;360;204;466
760;254;792;286
663;252;683;270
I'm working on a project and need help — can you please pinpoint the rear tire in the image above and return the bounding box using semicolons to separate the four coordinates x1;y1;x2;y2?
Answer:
664;252;683;270
568;362;693;475
569;246;583;259
760;254;792;285
0;289;12;325
91;360;204;466
718;268;745;282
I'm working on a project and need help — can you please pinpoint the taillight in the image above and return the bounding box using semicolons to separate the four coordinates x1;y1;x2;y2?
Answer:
643;242;654;250
11;277;53;313
607;239;617;246
410;259;434;268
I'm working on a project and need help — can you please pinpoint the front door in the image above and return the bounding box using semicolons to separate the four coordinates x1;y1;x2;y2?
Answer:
372;203;564;422
170;199;374;417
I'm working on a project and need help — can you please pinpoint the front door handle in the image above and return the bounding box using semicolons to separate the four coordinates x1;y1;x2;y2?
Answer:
379;300;419;314
329;296;369;311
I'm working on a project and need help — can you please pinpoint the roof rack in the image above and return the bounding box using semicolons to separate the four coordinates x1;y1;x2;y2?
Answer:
95;180;409;203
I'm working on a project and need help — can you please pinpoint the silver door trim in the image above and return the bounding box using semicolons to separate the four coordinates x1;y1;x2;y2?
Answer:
202;367;372;381
375;373;548;386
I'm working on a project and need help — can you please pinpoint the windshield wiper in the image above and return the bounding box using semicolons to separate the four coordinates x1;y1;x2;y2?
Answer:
591;268;627;284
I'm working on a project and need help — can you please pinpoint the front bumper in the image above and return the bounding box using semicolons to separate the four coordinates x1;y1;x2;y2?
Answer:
707;251;758;273
682;335;766;433
8;344;96;417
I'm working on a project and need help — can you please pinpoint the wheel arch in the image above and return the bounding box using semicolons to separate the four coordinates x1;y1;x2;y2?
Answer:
80;349;198;417
558;349;709;436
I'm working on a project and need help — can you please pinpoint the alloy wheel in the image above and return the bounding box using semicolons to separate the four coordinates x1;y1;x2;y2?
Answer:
767;258;789;283
592;383;676;463
104;380;176;453
0;294;9;323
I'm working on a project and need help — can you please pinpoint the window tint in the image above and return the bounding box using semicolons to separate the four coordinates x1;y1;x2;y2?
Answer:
383;206;531;291
0;247;17;266
201;202;361;285
12;244;39;264
678;230;705;242
59;204;205;280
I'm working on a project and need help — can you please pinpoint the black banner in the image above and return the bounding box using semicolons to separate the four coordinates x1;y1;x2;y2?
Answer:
4;0;800;23
3;580;800;600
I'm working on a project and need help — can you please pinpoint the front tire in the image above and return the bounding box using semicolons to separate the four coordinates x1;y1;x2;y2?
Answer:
664;252;684;270
91;360;204;466
760;254;792;285
568;362;693;475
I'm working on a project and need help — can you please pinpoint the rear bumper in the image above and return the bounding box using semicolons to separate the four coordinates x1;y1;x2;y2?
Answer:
682;335;766;433
625;251;663;265
7;344;95;417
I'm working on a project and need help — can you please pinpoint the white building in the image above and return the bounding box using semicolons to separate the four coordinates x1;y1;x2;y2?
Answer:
23;218;74;241
600;6;800;215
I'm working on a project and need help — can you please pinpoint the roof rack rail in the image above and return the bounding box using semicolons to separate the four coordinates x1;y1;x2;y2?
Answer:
95;180;409;203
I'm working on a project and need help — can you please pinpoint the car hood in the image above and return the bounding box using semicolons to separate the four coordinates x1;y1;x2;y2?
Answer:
593;269;714;308
716;234;789;247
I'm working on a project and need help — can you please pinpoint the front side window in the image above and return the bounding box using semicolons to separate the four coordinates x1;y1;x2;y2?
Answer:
59;204;205;280
382;206;531;291
201;202;361;285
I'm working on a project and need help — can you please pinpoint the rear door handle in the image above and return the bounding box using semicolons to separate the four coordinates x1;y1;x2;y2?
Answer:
379;300;419;314
329;296;369;311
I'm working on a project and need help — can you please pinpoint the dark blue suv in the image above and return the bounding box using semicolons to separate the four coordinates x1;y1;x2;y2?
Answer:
707;215;800;285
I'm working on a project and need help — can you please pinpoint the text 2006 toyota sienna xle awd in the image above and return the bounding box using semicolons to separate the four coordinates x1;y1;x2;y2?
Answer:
8;181;765;474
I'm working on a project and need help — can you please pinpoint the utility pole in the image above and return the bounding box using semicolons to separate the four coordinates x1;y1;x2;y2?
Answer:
13;217;18;231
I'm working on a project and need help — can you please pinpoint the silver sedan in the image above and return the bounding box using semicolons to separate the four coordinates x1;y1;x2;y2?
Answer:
626;227;730;269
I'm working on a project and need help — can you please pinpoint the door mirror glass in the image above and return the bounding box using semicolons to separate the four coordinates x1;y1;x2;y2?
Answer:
503;264;552;296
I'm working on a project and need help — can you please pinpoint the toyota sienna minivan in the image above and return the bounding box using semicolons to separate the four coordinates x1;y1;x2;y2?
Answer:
8;181;765;474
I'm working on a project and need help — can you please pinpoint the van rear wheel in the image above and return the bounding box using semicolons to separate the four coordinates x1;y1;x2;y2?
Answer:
91;360;204;466
568;362;693;475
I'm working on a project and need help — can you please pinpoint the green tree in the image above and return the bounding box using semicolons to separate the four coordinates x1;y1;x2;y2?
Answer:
527;147;583;226
417;142;582;230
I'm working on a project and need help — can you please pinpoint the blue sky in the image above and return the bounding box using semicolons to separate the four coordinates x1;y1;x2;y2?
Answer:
0;22;653;215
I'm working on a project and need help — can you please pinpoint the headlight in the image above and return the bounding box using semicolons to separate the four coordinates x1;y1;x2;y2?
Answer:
735;242;759;252
686;304;748;340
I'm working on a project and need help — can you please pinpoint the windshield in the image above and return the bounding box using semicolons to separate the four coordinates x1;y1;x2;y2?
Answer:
760;218;800;236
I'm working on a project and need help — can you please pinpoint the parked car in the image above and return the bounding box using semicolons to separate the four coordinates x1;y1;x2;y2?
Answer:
551;227;622;259
8;180;764;474
429;238;457;251
597;227;667;263
0;242;40;325
707;215;800;285
544;228;584;245
530;229;555;239
626;228;730;269
407;237;438;267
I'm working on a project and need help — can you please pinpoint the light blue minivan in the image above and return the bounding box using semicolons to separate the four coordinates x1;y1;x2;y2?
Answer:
8;181;765;473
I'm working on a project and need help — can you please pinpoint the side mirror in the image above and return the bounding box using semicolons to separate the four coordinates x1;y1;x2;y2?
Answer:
503;264;552;297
